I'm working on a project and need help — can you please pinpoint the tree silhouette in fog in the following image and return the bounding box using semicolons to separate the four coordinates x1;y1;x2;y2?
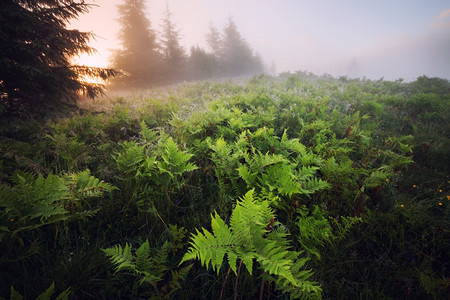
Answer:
206;23;222;59
111;0;161;88
187;45;216;80
0;0;118;115
160;4;186;82
186;19;264;80
110;2;264;87
221;18;264;77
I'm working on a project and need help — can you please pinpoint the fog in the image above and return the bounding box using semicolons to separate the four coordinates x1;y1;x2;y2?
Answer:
71;0;450;81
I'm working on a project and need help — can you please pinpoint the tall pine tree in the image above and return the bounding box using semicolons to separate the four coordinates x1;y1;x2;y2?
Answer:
110;0;160;88
160;4;186;82
187;45;216;80
205;23;222;58
221;18;263;77
0;0;118;114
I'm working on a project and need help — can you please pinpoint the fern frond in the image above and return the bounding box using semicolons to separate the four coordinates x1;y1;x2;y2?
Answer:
211;212;235;271
156;137;198;187
209;137;232;159
330;216;362;242
301;177;330;195
168;264;194;291
237;164;257;187
68;169;116;202
114;141;145;173
181;190;320;298
255;241;297;286
280;130;307;156
8;283;71;300
140;120;159;143
135;240;153;273
260;163;301;197
102;243;135;273
273;252;322;299
296;206;333;259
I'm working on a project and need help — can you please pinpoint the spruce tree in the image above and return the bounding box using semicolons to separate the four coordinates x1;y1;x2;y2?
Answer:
160;4;186;82
187;45;215;80
0;0;118;114
110;0;160;88
221;18;263;77
205;23;222;58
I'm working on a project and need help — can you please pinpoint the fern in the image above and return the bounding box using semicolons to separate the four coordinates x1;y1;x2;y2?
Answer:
418;271;449;300
156;137;198;189
168;264;193;291
103;239;191;296
102;243;135;274
363;169;391;190
67;169;117;207
0;170;114;242
114;141;146;174
329;215;362;243
103;240;165;287
6;282;70;300
269;251;322;299
296;206;333;259
140;120;159;143
260;163;300;197
181;190;321;298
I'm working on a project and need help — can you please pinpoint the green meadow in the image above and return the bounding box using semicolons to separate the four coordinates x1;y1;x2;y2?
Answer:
1;72;449;299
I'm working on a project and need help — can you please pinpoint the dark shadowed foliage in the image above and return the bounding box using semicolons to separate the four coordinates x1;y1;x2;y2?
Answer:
0;0;118;116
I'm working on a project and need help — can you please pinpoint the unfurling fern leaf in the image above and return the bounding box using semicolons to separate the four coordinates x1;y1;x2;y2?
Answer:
181;190;322;298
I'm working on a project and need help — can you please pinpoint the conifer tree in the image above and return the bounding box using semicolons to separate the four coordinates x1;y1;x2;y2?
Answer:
221;18;264;77
110;0;160;88
160;4;186;82
187;45;216;80
0;0;118;114
205;23;222;58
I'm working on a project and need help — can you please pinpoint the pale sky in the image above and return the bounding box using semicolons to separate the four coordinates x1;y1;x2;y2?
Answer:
70;0;450;80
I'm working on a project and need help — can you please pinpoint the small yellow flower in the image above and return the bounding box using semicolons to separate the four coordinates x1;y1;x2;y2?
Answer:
412;185;417;188
447;195;450;201
439;189;442;193
400;204;404;208
386;178;389;183
438;202;443;206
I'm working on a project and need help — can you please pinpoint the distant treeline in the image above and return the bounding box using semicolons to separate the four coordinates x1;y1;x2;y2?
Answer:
0;0;264;115
109;1;265;88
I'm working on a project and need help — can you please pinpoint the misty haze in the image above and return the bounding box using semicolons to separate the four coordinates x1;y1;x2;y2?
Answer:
1;1;449;299
69;0;450;82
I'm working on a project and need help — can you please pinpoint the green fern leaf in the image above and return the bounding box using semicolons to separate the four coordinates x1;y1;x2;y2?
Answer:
102;243;134;273
168;264;193;291
181;189;320;298
10;285;23;300
211;212;234;272
35;282;55;300
135;240;153;272
255;241;296;286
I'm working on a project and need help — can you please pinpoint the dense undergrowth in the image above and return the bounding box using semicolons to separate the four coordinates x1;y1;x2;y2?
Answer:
0;72;449;299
